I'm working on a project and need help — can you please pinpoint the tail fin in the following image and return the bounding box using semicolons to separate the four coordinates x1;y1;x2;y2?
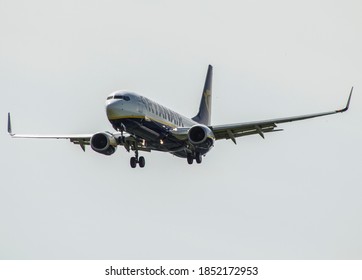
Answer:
192;65;213;125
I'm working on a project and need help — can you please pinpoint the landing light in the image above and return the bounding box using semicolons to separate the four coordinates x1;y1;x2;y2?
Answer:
160;139;164;145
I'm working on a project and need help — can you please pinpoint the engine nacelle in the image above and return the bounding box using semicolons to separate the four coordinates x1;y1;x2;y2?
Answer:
90;132;118;155
188;125;215;152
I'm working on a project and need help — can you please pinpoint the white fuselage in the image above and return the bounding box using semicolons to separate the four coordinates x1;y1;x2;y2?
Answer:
106;91;197;129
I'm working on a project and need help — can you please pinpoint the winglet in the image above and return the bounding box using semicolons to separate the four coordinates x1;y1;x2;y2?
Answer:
7;112;14;136
337;87;353;113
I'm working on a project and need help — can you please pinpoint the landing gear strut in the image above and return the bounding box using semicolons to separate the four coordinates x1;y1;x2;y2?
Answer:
130;150;145;168
118;123;126;145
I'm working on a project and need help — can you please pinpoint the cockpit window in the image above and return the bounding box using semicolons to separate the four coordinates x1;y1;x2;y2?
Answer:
107;96;113;100
114;95;130;101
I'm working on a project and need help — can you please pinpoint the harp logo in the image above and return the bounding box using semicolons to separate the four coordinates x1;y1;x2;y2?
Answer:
203;89;211;113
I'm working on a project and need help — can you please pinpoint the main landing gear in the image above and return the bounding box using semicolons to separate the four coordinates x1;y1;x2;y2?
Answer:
130;150;145;168
187;152;202;165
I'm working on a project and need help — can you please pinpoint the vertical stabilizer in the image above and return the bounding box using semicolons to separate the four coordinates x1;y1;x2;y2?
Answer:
192;65;212;125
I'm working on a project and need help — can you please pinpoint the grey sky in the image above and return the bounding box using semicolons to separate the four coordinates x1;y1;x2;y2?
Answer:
1;0;361;259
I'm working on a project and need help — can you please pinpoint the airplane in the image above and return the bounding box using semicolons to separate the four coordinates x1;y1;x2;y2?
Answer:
7;65;353;168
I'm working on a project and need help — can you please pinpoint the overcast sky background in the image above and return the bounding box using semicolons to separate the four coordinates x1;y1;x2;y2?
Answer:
1;0;361;259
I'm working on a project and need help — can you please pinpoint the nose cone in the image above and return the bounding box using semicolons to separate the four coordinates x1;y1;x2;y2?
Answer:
106;100;121;120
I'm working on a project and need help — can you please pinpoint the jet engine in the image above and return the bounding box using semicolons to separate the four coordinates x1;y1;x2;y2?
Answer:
188;125;215;151
90;132;118;155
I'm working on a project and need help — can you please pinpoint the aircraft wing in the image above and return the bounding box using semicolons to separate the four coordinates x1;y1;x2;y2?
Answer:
7;113;148;152
210;87;353;144
7;113;93;151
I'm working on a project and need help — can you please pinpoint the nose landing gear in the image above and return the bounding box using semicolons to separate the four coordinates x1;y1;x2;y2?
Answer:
130;150;145;168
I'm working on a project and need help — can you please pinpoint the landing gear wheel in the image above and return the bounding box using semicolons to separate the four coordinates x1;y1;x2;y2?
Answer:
195;153;202;164
187;154;193;165
138;156;145;168
130;157;137;168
